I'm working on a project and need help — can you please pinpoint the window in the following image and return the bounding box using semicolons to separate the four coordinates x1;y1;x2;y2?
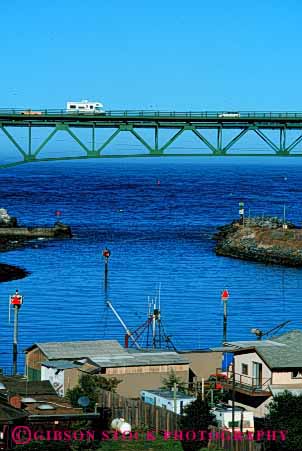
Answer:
242;364;248;375
69;105;76;109
228;421;239;428
90;105;94;109
292;370;302;379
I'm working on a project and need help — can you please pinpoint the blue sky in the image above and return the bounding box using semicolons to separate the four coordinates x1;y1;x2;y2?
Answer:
1;0;302;111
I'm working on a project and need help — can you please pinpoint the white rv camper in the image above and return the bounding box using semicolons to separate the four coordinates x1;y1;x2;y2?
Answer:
66;100;105;114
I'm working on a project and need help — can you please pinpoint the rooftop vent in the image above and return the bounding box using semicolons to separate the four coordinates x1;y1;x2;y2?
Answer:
37;404;56;411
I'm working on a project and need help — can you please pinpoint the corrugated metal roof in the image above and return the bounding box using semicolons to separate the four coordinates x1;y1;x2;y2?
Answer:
41;360;82;370
258;330;302;369
29;340;124;359
27;340;189;368
210;340;285;352
218;330;302;369
0;377;56;396
91;350;189;368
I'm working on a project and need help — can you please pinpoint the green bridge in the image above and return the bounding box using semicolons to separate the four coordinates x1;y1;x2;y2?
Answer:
2;109;302;167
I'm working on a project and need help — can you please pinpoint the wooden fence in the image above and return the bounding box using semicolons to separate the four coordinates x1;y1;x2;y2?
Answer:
98;388;179;433
98;391;264;451
208;427;263;451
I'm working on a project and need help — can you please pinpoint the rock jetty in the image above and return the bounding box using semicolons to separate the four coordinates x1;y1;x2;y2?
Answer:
0;208;72;239
0;209;72;282
214;217;302;267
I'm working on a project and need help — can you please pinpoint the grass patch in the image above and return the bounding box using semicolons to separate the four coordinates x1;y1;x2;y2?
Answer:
98;435;183;450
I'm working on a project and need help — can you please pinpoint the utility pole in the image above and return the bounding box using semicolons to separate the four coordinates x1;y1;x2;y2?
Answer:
9;290;23;375
173;382;177;414
232;357;236;445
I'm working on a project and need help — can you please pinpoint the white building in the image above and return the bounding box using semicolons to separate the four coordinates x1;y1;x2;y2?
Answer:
140;389;196;415
212;404;254;432
215;330;302;417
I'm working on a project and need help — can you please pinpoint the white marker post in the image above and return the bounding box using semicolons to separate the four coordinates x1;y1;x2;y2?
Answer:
9;290;23;375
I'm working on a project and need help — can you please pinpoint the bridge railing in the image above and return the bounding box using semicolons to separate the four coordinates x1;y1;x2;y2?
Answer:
1;109;302;119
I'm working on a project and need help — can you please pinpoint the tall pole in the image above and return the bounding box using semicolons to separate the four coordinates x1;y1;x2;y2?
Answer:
221;290;230;374
173;382;177;414
232;357;236;445
10;290;23;376
102;247;111;288
13;306;19;375
223;299;227;344
221;290;229;345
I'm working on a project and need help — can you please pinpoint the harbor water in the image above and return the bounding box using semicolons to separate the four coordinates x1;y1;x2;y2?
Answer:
0;157;302;370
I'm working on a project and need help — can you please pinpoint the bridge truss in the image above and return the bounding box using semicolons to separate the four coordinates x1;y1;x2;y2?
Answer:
1;110;302;167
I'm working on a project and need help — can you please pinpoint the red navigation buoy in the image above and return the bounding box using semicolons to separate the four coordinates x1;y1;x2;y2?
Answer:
103;248;111;259
221;289;229;301
10;290;23;306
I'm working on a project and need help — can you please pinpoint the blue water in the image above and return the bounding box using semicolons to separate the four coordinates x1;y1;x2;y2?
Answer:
0;157;302;370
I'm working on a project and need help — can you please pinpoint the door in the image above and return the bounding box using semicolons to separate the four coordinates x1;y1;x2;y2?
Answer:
252;362;262;388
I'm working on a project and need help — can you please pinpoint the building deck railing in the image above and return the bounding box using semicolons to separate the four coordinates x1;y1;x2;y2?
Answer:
225;371;272;393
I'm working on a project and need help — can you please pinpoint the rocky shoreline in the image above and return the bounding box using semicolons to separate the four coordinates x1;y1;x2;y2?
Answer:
0;209;72;282
0;263;28;282
214;217;302;267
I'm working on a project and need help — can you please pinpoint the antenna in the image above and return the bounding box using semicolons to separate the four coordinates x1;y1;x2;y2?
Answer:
107;287;176;351
250;320;291;340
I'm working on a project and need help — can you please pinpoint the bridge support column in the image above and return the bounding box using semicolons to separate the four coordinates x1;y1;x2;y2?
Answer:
215;127;224;155
154;126;159;153
92;124;95;152
277;127;289;155
28;124;32;157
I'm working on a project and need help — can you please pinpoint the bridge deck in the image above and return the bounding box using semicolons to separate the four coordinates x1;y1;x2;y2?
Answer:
1;110;302;128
